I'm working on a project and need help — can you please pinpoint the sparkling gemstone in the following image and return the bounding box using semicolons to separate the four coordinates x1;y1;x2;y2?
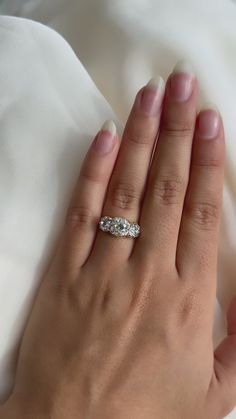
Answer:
99;216;113;232
110;217;130;236
128;223;140;237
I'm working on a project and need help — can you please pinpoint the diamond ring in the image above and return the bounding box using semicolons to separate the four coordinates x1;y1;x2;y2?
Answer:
99;216;141;238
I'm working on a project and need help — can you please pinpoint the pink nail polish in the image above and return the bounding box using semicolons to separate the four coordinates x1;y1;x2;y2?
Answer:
136;76;165;116
92;120;116;154
198;109;220;140
169;73;193;102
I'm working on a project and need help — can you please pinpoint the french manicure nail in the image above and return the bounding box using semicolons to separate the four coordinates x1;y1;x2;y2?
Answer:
93;120;116;154
198;106;220;140
138;76;165;115
169;60;194;102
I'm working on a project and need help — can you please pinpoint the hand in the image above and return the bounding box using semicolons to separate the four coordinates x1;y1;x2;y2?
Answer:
1;60;236;419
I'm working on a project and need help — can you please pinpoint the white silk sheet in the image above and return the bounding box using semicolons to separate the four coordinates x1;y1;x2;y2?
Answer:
0;1;236;417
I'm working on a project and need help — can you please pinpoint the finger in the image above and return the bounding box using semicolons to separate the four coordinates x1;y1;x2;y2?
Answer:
91;76;165;262
209;296;236;418
134;61;197;265
52;121;120;277
176;107;225;278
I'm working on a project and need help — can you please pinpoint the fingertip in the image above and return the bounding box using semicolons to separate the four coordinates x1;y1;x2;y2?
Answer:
92;120;117;155
197;108;220;140
133;77;165;116
101;119;117;136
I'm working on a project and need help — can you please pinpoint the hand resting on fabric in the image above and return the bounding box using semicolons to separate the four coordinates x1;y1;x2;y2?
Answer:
0;60;236;419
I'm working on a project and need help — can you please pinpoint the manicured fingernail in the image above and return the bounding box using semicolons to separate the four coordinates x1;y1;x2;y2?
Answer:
93;120;116;154
169;60;194;102
138;76;165;115
198;105;220;140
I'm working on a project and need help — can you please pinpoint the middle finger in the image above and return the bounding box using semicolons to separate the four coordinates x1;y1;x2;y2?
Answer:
134;61;197;265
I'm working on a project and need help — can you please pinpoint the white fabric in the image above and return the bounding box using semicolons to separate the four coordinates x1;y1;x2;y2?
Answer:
0;1;236;417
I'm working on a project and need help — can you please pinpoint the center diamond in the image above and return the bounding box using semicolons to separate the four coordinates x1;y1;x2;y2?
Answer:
110;217;130;236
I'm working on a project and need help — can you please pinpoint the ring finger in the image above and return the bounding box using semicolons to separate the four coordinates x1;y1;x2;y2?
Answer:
91;76;165;263
50;121;120;278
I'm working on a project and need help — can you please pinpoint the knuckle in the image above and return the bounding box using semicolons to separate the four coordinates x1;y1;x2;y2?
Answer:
162;119;193;140
177;287;202;326
184;200;220;230
80;170;105;184
108;181;141;211
149;175;185;206
66;205;95;230
127;128;154;147
192;157;223;169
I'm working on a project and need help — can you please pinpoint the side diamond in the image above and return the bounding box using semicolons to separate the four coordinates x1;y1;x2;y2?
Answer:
99;216;113;232
128;223;140;237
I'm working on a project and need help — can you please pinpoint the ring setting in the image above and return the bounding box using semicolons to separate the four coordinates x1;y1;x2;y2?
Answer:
99;216;140;238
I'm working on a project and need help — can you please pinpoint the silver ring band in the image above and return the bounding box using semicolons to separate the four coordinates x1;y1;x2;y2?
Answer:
99;216;140;238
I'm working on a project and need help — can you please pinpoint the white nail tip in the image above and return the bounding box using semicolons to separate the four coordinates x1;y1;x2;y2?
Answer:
173;60;194;75
147;76;165;92
101;120;116;135
200;102;219;113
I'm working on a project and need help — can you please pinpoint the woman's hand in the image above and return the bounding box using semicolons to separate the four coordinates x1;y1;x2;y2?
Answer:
1;60;236;419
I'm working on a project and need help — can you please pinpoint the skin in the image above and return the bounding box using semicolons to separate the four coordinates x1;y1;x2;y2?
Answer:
0;67;236;419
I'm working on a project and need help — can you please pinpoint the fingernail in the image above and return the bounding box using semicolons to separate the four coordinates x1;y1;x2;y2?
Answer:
137;76;165;115
93;120;116;154
169;60;194;102
197;105;220;140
